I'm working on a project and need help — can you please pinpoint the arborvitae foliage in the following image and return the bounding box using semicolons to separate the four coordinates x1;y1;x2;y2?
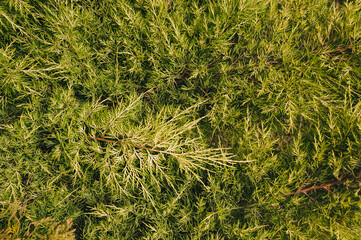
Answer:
1;0;361;239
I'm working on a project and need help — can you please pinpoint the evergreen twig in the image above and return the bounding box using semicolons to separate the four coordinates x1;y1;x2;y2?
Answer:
283;172;361;197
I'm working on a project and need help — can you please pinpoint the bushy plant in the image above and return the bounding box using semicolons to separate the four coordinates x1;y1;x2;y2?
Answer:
1;0;361;239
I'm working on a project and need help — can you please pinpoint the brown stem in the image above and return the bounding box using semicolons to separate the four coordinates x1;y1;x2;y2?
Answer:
213;52;245;78
283;172;361;197
333;46;352;53
207;52;223;67
134;145;162;153
207;38;237;68
230;53;244;67
178;68;189;80
177;66;212;100
88;135;118;143
88;135;162;153
2;115;20;123
193;82;213;100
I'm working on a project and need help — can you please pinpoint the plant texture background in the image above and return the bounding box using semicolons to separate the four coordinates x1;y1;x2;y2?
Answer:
1;0;361;239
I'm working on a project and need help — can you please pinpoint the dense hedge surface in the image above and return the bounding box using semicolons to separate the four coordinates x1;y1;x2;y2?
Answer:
1;0;361;239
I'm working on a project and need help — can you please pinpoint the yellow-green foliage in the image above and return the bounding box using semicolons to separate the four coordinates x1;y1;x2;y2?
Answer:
1;0;361;239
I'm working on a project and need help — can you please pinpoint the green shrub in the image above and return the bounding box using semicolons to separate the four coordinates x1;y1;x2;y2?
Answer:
1;0;361;239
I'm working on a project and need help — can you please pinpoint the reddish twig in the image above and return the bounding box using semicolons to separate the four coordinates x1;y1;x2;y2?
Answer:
88;135;119;144
176;66;212;100
283;172;361;197
313;45;353;54
230;53;244;67
207;38;237;68
213;52;245;78
1;115;20;123
193;82;213;100
333;46;352;53
178;68;189;81
133;145;162;153
88;135;162;153
299;173;313;190
207;52;223;67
